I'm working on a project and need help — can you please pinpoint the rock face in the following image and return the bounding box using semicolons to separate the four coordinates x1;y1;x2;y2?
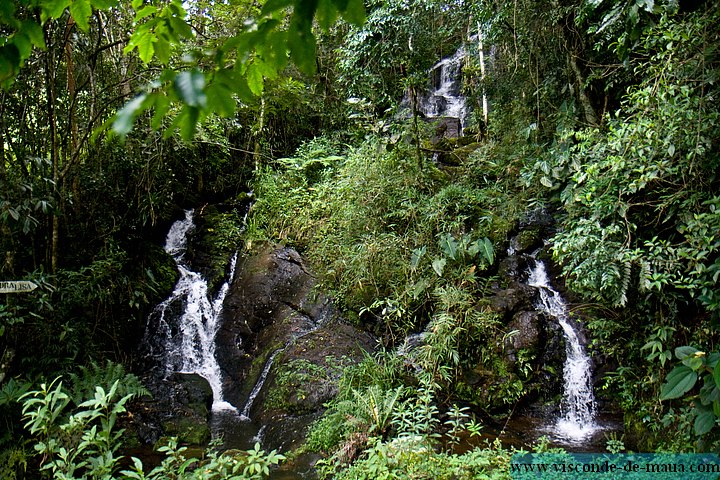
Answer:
216;242;376;450
217;243;334;408
124;373;213;446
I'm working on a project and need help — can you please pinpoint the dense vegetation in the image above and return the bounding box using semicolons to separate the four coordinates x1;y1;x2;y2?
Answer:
1;0;718;477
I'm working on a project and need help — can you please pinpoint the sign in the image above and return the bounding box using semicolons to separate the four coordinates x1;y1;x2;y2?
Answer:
0;281;38;293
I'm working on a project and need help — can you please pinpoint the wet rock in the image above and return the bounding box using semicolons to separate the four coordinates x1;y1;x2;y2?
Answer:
122;373;213;447
519;208;554;229
169;373;213;416
497;255;529;282
506;311;541;352
509;229;542;254
216;242;336;409
489;283;537;317
259;322;376;420
162;415;211;445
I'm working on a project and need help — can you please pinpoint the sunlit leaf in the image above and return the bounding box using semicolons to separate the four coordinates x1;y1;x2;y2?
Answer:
41;0;71;23
70;0;93;32
432;258;446;277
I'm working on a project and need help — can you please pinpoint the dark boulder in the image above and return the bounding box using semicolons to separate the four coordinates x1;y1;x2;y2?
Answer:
216;243;336;409
123;373;213;447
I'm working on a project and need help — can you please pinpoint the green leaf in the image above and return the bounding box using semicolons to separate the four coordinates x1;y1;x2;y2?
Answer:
12;33;31;60
112;94;148;137
41;0;71;22
315;0;338;30
179;106;200;140
70;0;93;32
287;0;317;74
0;2;17;25
660;365;698;400
338;0;364;25
0;44;20;83
676;345;700;360
410;246;426;270
173;70;206;108
91;0;118;9
260;0;294;15
150;93;170;130
134;5;158;21
540;176;554;188
432;258;446;277
694;403;715;436
21;21;46;49
246;61;264;96
438;233;458;260
206;83;236;117
477;237;494;265
168;16;193;39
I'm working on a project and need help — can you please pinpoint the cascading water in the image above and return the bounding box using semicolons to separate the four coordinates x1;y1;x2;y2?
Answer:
238;308;330;420
400;42;469;134
421;47;468;124
241;349;283;418
149;209;237;412
527;258;599;441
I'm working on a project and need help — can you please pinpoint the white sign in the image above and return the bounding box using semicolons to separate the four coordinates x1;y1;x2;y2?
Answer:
0;281;38;293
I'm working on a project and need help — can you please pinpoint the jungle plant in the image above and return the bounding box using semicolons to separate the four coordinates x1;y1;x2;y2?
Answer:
20;378;133;479
121;438;285;480
659;346;720;437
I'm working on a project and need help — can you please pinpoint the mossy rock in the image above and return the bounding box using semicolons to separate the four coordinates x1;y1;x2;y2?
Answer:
161;417;211;445
510;228;542;254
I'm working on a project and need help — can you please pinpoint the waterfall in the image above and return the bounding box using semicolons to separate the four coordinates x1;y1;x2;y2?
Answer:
527;258;598;441
150;209;237;412
400;42;469;135
424;48;467;122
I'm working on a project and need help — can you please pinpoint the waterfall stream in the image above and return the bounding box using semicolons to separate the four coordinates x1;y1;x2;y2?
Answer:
241;349;283;418
400;41;469;134
150;209;237;412
422;47;468;124
527;258;599;441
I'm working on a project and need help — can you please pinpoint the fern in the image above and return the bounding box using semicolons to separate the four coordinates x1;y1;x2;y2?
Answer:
67;360;150;406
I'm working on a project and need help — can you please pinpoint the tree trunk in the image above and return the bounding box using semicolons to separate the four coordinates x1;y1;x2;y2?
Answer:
569;54;598;126
477;23;488;128
45;25;60;273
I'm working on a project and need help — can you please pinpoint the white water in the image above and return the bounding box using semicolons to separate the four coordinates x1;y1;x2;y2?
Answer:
527;259;598;441
153;209;238;412
428;48;467;121
241;349;283;419
399;42;469;133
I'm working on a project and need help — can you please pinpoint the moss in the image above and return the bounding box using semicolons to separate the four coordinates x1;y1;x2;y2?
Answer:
161;417;211;445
